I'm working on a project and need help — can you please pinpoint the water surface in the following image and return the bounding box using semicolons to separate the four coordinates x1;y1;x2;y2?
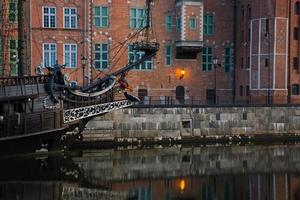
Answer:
1;145;300;200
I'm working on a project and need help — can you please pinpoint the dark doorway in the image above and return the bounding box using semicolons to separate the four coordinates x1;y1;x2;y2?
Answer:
176;86;185;103
207;89;216;105
138;89;148;101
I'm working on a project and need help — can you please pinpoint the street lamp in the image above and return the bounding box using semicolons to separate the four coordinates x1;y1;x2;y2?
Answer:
179;68;185;80
81;56;87;87
213;57;219;104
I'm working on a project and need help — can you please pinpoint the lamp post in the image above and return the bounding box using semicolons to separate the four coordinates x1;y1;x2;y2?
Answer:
81;56;87;87
213;57;219;104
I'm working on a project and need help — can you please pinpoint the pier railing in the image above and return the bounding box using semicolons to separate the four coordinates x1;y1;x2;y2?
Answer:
132;96;297;107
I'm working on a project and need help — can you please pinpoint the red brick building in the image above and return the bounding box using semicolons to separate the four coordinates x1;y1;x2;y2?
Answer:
1;0;299;105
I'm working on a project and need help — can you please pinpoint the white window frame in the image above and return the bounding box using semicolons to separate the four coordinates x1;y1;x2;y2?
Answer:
43;43;57;67
63;7;77;29
43;6;56;28
64;44;77;68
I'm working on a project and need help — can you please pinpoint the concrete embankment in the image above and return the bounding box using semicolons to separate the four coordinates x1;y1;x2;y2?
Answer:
81;106;300;145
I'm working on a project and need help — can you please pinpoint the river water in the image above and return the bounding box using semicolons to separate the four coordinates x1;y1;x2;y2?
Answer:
0;145;300;200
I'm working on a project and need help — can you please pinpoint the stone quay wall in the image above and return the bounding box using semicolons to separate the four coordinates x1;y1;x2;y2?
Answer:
83;106;300;142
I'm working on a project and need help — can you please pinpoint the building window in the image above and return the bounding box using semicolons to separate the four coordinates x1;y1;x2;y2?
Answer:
70;81;78;88
240;57;244;69
204;15;214;35
246;85;250;96
9;0;18;23
9;39;18;75
247;56;250;68
294;27;299;40
240;85;243;96
224;47;233;72
241;6;245;21
265;58;269;67
64;44;77;68
43;43;57;67
165;15;173;32
0;37;2;76
247;4;251;19
265;19;269;34
94;43;109;70
202;47;213;71
292;84;300;95
177;18;181;32
43;7;56;28
64;8;77;29
248;28;251;42
128;45;153;70
130;8;146;29
165;45;172;66
293;57;299;70
189;17;196;30
296;2;300;15
94;6;109;28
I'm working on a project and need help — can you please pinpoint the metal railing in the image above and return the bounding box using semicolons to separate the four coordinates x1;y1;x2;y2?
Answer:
132;96;298;108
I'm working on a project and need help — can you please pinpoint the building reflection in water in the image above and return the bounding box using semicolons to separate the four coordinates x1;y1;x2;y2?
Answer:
74;145;300;200
1;145;300;199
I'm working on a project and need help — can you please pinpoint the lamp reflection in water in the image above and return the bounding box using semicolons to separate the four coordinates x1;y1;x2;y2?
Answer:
179;179;186;192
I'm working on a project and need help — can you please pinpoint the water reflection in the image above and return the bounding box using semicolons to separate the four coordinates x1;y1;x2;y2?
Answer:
1;145;300;199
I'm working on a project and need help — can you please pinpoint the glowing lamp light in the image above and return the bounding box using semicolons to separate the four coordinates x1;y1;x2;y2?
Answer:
179;68;185;80
179;179;186;191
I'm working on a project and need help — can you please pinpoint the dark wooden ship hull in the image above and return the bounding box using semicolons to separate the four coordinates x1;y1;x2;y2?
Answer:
0;123;80;157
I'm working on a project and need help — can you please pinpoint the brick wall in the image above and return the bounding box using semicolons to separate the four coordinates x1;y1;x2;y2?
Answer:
2;0;300;104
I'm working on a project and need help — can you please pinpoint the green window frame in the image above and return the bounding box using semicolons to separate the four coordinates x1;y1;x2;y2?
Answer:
165;15;173;32
224;46;233;72
94;6;109;28
176;18;181;32
202;47;213;71
94;43;109;70
128;45;153;70
130;8;146;29
189;17;196;30
204;14;214;35
165;45;172;66
9;0;18;23
9;39;18;76
0;37;2;76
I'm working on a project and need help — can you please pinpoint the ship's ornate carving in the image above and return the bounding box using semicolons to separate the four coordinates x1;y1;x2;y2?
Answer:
63;100;133;123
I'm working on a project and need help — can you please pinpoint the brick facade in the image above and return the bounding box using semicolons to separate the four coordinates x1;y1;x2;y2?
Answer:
1;0;300;105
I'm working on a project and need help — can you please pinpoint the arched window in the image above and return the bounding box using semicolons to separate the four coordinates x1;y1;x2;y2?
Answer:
296;2;300;15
